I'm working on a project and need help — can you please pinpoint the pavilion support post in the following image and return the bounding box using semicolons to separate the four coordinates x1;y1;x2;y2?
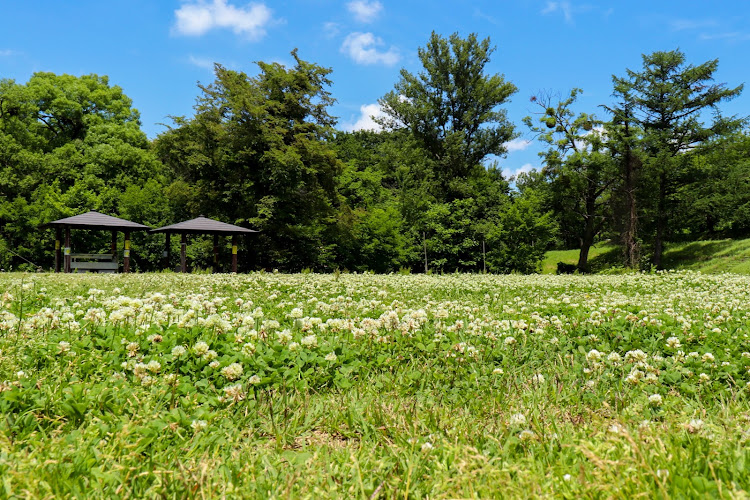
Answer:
164;233;171;270
111;230;117;266
55;228;61;273
64;227;71;273
123;231;131;273
213;234;219;273
180;233;187;273
231;235;238;273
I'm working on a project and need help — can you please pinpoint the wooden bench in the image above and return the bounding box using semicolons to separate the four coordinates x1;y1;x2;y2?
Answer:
70;253;119;273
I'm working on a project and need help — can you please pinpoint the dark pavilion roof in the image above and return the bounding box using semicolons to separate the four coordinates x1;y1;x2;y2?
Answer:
150;216;258;235
41;211;149;231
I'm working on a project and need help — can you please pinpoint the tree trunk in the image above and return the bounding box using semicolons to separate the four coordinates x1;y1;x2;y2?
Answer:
652;172;667;269
577;178;598;272
621;118;640;269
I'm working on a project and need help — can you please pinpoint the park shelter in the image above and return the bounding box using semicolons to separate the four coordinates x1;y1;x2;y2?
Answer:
150;216;257;273
41;211;149;273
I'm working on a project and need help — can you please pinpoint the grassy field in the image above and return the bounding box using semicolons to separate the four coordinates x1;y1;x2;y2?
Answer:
543;238;750;274
1;271;750;498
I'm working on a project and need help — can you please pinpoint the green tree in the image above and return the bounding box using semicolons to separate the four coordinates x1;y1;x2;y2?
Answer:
524;89;613;272
156;50;342;271
378;32;517;200
0;73;162;270
673;133;750;238
612;50;743;268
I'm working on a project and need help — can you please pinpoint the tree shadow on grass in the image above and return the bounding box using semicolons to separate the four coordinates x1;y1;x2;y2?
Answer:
660;240;739;269
586;246;624;273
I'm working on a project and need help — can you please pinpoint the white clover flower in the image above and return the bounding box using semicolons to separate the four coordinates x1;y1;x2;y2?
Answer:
172;345;187;358
126;342;140;357
16;370;26;379
223;383;246;402
163;373;179;386
221;363;244;381
289;308;303;319
58;341;71;353
702;353;715;363
625;349;648;363
530;373;545;385
648;394;663;407
193;341;209;357
325;352;338;362
288;342;300;351
607;352;622;364
421;442;433;452
608;423;625;434
586;349;602;363
686;419;704;433
242;342;256;356
276;329;293;345
550;336;559;345
141;375;156;387
146;360;161;374
191;420;207;432
666;337;681;349
509;413;527;426
209;361;220;369
301;334;318;348
699;372;711;383
492;368;504;375
204;350;218;361
518;429;536;442
563;474;572;482
248;374;262;385
504;336;517;346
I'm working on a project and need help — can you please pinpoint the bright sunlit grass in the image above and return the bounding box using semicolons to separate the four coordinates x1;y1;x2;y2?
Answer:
1;271;749;497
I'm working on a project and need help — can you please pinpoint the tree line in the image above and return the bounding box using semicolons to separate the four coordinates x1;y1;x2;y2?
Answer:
0;33;747;273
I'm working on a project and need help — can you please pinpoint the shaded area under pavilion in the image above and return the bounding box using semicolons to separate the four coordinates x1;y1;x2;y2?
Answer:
150;216;258;273
40;211;149;273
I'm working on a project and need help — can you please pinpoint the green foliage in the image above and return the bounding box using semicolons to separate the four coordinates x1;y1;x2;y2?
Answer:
524;89;613;271
156;50;341;271
609;49;744;268
485;193;557;273
379;31;517;200
0;73;162;270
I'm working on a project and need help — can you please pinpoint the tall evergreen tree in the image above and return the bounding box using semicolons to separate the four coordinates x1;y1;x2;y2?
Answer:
611;50;743;268
378;31;517;200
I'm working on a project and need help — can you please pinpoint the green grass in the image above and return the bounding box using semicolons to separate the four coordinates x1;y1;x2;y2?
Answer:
541;243;619;274
2;272;750;497
544;237;750;274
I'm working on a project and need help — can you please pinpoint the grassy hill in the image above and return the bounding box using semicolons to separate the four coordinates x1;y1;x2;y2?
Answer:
543;238;750;274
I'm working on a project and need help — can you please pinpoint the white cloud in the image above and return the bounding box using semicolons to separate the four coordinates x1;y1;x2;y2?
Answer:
346;1;382;23
341;32;399;65
505;163;537;179
323;22;340;38
670;18;718;32
542;1;572;23
342;103;386;132
700;31;750;41
173;0;273;39
187;55;215;70
504;138;532;153
0;49;13;57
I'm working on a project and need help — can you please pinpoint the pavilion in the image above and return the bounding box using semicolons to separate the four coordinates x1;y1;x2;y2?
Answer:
150;216;257;273
41;211;149;273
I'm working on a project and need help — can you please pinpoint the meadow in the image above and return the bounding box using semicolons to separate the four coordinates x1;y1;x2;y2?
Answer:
1;271;749;498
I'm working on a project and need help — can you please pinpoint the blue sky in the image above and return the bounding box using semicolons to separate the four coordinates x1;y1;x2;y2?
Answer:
2;0;749;178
